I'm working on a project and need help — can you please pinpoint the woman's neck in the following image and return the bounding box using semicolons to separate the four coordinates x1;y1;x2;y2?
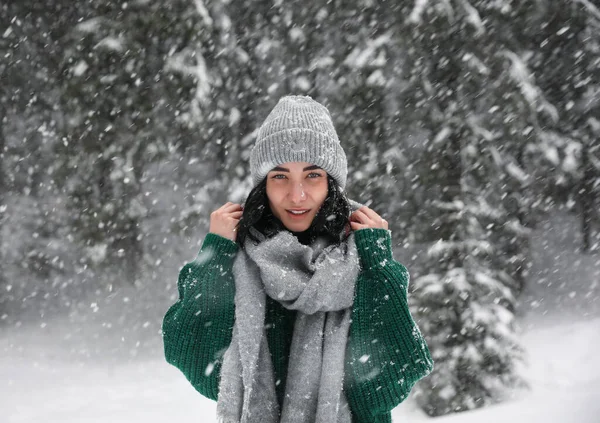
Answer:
291;229;314;245
257;214;338;246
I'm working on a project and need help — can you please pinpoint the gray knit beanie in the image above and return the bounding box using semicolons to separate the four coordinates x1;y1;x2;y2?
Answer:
250;95;348;190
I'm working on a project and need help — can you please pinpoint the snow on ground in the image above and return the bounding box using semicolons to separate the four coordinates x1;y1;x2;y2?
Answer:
2;314;598;423
394;317;600;423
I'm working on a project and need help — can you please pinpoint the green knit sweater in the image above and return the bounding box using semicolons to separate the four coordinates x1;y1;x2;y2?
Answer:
162;228;433;423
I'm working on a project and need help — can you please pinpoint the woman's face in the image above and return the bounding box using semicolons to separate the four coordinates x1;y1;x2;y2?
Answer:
266;161;329;232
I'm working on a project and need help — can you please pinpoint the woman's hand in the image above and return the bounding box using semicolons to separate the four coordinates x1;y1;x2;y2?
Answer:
349;206;388;231
209;202;244;241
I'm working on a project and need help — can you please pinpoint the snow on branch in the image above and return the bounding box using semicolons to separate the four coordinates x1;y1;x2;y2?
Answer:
432;126;452;144
94;36;125;53
74;17;106;34
343;33;391;69
487;145;505;170
416;268;516;309
503;219;533;237
466;115;495;141
428;239;462;258
193;0;214;27
588;117;600;135
473;271;514;302
164;48;211;108
464;239;494;255
464;199;503;220
457;0;485;35
574;0;600;21
427;238;494;259
462;52;490;76
408;0;483;26
505;161;529;184
431;199;465;212
407;0;430;24
502;50;559;123
538;130;584;175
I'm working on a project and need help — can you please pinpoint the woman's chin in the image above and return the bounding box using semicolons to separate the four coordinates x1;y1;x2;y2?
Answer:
281;217;313;232
283;222;311;232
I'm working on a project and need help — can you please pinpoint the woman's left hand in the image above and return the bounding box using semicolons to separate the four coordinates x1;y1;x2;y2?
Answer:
349;206;389;231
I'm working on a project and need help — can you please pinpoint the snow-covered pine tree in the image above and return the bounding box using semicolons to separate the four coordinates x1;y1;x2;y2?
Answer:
524;0;600;252
406;0;599;415
409;120;528;414
54;0;204;285
401;0;540;414
0;4;7;323
0;1;77;324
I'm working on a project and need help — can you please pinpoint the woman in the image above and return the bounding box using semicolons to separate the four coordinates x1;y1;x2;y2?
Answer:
162;95;434;423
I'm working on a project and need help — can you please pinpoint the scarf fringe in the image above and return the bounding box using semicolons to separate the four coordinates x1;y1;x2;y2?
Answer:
216;413;239;423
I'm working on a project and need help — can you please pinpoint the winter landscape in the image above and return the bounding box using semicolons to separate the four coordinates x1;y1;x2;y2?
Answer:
2;210;599;422
2;1;600;422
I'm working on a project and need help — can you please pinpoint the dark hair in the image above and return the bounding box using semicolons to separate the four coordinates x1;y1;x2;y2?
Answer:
235;174;351;249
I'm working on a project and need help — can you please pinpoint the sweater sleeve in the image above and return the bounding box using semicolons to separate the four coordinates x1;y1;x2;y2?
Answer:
161;232;238;401
345;228;434;423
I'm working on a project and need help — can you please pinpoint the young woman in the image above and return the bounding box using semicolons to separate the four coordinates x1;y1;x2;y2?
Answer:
162;95;434;423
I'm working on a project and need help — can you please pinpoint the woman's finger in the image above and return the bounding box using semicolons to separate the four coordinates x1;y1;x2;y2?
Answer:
359;206;382;221
350;207;389;230
223;202;242;211
352;209;370;222
349;221;367;229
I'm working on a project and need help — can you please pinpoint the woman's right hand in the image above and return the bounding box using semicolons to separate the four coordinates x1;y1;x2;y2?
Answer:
209;202;244;241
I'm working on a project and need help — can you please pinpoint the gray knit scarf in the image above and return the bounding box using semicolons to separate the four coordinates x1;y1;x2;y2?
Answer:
216;214;361;423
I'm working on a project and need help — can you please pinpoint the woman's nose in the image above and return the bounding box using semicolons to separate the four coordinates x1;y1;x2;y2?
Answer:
289;182;306;203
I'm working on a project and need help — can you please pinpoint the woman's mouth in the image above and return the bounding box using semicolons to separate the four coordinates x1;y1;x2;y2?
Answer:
286;209;310;218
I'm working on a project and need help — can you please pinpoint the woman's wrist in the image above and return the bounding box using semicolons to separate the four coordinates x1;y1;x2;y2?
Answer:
353;228;394;270
197;232;239;265
204;232;239;251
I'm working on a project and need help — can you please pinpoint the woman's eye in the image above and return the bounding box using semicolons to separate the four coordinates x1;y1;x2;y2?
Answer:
271;173;321;180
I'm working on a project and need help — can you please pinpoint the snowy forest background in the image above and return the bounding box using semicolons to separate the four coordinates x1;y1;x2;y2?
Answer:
1;0;599;421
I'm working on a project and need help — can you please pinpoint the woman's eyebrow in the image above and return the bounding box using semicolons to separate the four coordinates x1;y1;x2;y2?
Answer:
271;165;322;172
